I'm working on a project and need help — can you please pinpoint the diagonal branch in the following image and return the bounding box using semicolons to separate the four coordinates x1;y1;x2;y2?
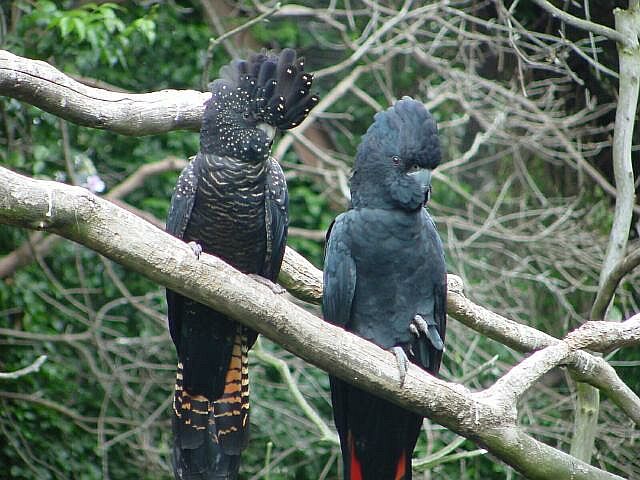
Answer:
0;165;635;480
591;244;640;319
0;157;188;278
278;254;640;425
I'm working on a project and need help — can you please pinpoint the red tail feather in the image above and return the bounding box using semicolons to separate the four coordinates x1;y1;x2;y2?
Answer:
348;431;363;480
394;450;407;480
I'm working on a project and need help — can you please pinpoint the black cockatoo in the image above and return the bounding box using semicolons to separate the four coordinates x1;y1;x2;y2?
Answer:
322;97;446;480
166;49;318;480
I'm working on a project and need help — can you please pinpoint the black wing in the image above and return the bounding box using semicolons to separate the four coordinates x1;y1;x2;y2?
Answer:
166;155;198;239
412;209;447;375
262;157;289;281
322;214;357;328
166;156;199;348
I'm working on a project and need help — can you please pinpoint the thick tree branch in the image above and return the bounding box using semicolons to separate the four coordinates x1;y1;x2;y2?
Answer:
0;166;636;480
0;154;325;279
566;319;640;350
597;6;640;320
573;4;640;462
0;50;208;135
278;258;640;425
0;157;187;278
0;48;345;165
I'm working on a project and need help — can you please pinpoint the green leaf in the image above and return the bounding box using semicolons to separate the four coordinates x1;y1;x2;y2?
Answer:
608;305;623;322
72;17;87;42
58;16;72;38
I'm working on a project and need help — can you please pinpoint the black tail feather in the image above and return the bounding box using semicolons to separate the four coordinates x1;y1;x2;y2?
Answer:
330;376;421;480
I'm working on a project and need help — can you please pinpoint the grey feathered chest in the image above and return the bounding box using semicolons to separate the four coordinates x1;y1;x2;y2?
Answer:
348;207;445;347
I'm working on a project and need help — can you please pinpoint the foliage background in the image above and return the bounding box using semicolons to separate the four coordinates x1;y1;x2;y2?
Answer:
0;1;638;479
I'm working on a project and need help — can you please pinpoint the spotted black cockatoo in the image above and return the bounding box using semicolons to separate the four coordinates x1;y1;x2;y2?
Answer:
322;97;446;480
166;49;318;480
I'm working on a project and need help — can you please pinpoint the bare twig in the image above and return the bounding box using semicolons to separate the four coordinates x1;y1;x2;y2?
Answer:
272;64;366;161
0;355;47;380
201;2;282;89
529;0;627;46
413;436;487;471
252;339;338;444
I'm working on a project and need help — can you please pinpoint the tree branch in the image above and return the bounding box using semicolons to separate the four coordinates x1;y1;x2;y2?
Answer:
0;166;636;480
573;4;640;462
0;50;208;135
278;259;640;425
0;157;187;278
597;6;640;320
529;0;627;46
0;355;47;380
591;244;640;319
0;158;327;280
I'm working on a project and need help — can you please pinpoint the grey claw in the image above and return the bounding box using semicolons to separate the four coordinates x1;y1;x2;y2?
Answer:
390;346;409;386
409;324;419;336
248;274;286;294
187;241;203;259
412;314;429;334
412;314;444;350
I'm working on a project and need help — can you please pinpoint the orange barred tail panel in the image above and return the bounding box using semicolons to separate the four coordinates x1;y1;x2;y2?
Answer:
212;326;251;455
173;362;212;440
172;363;241;479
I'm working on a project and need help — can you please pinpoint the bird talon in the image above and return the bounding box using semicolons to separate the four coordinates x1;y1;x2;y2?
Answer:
412;314;429;336
187;241;203;259
248;274;286;294
412;314;444;350
409;323;419;337
390;346;409;386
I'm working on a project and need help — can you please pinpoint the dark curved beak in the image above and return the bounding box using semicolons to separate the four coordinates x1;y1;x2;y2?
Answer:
424;185;432;205
408;168;433;205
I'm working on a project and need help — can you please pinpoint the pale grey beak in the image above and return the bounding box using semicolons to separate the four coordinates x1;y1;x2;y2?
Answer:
257;123;276;141
408;168;432;190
